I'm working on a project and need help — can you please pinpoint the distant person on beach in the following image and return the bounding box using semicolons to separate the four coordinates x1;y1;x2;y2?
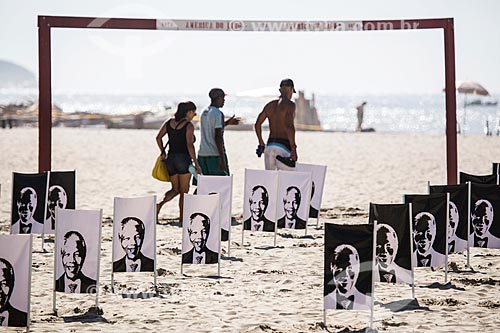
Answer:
156;101;201;220
182;212;218;264
56;231;97;293
255;78;297;170
196;88;240;182
11;187;43;234
356;101;367;132
0;258;28;327
113;217;154;272
471;199;500;248
243;185;275;232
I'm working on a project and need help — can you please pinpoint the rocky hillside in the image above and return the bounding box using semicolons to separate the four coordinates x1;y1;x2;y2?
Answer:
0;60;36;88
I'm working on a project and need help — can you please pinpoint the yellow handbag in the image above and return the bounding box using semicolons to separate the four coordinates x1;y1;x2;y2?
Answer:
152;156;170;182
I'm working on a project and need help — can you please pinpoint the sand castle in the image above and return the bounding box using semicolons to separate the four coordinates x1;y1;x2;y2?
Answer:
294;90;322;131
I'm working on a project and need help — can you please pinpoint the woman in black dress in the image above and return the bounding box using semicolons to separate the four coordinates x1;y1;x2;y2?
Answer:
156;101;201;219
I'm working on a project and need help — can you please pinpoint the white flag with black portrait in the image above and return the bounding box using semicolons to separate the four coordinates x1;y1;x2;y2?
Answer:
277;171;312;230
11;172;48;235
404;194;448;268
197;175;233;242
55;209;101;294
182;194;220;265
368;203;413;285
324;223;374;311
470;184;500;249
296;163;327;219
0;234;31;328
429;184;469;254
45;170;76;234
243;169;279;232
459;171;498;185
113;196;156;273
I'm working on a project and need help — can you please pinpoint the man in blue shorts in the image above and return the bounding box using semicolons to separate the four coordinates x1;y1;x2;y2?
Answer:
195;88;240;184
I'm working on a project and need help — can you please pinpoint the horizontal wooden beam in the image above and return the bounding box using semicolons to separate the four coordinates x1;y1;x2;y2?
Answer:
38;16;450;32
38;16;156;30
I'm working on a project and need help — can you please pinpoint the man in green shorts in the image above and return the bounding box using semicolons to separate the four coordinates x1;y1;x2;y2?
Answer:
195;88;239;184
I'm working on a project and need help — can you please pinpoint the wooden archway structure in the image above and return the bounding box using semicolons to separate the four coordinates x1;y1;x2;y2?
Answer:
38;16;457;183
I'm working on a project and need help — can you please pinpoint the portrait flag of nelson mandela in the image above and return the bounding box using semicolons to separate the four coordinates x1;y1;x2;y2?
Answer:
243;169;279;232
182;194;221;265
277;170;312;230
324;223;374;311
295;163;327;219
493;162;500;175
0;234;31;327
55;209;101;294
197;175;233;242
459;171;498;185
404;194;448;268
429;184;469;254
11;172;48;235
113;196;156;273
469;184;500;249
45;171;76;234
368;203;412;284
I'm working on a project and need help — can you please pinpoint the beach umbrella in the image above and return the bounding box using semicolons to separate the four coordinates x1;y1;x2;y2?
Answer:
457;81;490;96
456;81;490;125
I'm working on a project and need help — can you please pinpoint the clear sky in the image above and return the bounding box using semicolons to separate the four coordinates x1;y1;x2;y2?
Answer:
1;0;499;95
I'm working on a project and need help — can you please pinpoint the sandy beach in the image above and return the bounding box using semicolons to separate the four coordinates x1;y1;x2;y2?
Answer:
1;128;500;332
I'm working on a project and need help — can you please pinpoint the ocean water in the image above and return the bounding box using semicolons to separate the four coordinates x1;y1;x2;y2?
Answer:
1;90;499;134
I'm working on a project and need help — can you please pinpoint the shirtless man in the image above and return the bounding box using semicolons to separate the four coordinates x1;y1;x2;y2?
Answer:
254;78;297;170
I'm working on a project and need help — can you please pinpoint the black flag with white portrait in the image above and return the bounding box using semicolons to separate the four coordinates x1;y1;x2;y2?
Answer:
429;184;469;254
324;223;373;311
459;172;498;185
404;194;448;268
45;171;76;234
11;172;48;235
493;163;500;175
368;203;412;284
470;184;500;249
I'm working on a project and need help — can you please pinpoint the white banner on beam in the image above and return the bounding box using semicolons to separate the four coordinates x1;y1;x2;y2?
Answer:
156;19;363;32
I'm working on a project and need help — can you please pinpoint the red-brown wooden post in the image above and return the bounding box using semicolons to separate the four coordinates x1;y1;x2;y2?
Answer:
444;18;458;184
38;16;52;172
